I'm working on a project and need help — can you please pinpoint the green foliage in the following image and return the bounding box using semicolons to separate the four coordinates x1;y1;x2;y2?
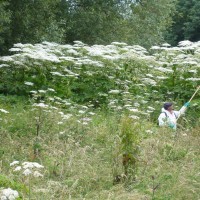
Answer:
128;0;177;47
0;32;200;200
0;0;177;54
3;0;65;53
65;0;125;45
0;174;26;193
0;41;199;128
160;144;187;161
0;1;11;53
165;0;200;45
119;116;141;180
65;0;176;48
0;101;200;199
0;94;28;105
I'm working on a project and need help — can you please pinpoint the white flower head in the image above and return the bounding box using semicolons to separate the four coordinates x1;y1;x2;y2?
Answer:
38;90;46;93
24;81;34;86
129;115;140;120
50;72;64;76
147;106;155;111
62;114;73;120
23;169;32;176
14;166;22;172
161;43;171;47
10;161;19;166
33;103;48;108
22;162;34;169
32;162;44;169
47;88;55;92
29;90;37;94
88;112;95;116
186;78;200;81
108;90;120;94
33;171;43;178
22;162;44;169
1;188;19;200
78;110;85;114
0;64;9;68
178;40;192;47
0;109;9;114
134;103;140;107
1;196;7;200
128;108;139;112
82;117;92;122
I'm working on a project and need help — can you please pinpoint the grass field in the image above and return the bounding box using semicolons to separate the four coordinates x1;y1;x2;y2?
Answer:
0;99;200;200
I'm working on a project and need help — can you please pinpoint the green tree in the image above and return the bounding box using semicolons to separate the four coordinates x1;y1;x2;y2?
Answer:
65;0;176;47
6;0;65;48
127;0;177;47
165;0;200;45
0;0;176;54
0;1;11;54
65;0;128;44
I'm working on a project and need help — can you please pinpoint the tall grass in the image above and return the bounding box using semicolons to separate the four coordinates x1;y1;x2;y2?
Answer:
0;100;200;199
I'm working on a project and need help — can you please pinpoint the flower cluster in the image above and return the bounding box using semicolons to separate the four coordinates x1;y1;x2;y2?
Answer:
0;188;19;200
10;161;44;178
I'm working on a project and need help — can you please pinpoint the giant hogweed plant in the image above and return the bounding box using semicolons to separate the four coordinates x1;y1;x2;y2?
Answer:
0;41;199;124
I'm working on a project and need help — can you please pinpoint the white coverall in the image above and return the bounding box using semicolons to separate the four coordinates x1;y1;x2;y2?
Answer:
158;105;187;130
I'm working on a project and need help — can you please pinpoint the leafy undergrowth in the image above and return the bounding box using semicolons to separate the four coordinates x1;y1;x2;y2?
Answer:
0;103;200;200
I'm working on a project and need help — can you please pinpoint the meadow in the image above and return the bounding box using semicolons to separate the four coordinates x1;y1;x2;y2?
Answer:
0;41;199;199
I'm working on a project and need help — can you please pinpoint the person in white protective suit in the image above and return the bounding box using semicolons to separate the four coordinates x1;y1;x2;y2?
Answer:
158;102;190;130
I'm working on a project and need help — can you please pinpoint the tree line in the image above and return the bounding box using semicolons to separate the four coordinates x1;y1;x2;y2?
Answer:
0;0;200;55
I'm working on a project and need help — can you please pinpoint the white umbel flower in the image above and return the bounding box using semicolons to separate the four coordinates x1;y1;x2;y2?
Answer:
108;90;120;94
22;162;44;169
33;103;48;108
14;166;22;172
0;188;19;200
23;169;32;176
10;161;19;166
33;171;43;178
129;115;140;120
24;81;34;86
0;109;9;114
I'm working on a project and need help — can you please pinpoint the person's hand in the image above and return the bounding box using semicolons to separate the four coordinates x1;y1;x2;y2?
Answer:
184;102;190;107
